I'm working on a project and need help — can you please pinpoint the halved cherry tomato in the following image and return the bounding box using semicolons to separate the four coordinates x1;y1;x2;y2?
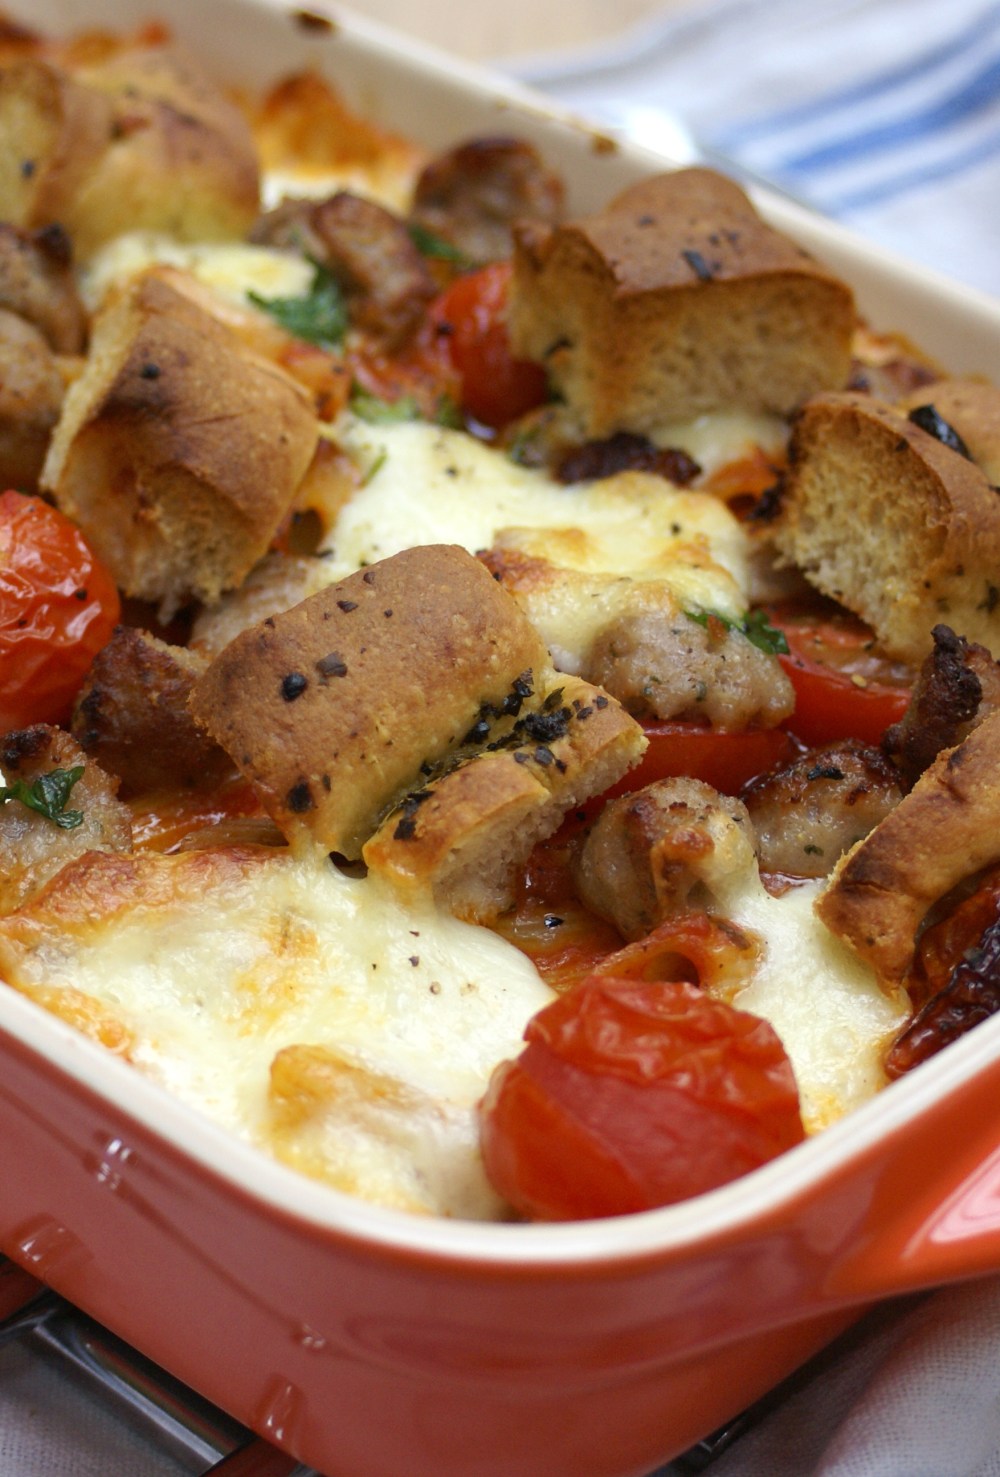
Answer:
765;603;912;748
426;262;548;431
0;490;120;732
480;975;805;1220
603;721;798;800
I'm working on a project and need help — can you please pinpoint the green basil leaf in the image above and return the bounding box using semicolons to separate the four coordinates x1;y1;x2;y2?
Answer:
407;222;469;266
685;607;789;657
248;261;348;348
0;765;86;829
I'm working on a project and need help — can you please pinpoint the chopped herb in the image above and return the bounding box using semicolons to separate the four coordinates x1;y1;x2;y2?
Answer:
407;222;469;266
349;386;420;424
0;765;85;829
248;261;347;348
685;606;789;656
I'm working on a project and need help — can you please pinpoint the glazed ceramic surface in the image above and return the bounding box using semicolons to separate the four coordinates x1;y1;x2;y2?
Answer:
4;2;1000;1473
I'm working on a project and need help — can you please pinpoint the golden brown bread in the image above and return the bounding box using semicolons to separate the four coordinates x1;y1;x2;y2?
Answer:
816;708;1000;987
41;270;319;612
773;391;1000;663
0;46;259;257
363;675;646;922
508;168;855;437
898;378;1000;486
188;544;553;860
70;627;233;797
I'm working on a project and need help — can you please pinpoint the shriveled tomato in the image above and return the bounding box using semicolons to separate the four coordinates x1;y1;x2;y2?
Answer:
765;603;912;747
603;721;797;800
480;975;804;1220
426;262;548;431
0;490;120;731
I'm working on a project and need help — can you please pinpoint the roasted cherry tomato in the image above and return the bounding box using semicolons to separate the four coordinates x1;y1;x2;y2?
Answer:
0;489;120;731
765;603;912;747
427;262;548;430
603;721;798;800
480;975;805;1220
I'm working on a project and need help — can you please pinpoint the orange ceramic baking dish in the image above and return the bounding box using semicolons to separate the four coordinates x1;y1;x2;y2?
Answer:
3;2;1000;1474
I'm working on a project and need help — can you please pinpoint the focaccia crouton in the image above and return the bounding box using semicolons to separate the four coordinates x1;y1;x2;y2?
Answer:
0;46;259;257
188;544;553;860
71;627;232;797
41;271;319;612
0;724;131;915
363;675;646;922
773;391;1000;663
816;708;1000;987
508;168;855;437
898;378;1000;487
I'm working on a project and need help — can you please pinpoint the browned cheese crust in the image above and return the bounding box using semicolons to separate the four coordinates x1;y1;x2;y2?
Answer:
816;707;1000;987
362;675;646;922
41;271;319;610
0;45;259;257
773;391;1000;663
188;544;553;860
507;168;855;437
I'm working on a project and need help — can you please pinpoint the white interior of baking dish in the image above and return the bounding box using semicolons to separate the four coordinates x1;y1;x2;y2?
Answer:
4;0;1000;1268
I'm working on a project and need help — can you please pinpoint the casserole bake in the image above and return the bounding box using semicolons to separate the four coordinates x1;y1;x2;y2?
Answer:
4;0;1000;1472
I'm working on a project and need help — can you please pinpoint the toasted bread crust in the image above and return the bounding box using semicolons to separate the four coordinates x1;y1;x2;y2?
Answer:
508;168;855;436
816;708;1000;986
774;391;1000;663
189;544;553;859
362;675;646;921
0;46;259;257
899;377;1000;487
42;271;318;609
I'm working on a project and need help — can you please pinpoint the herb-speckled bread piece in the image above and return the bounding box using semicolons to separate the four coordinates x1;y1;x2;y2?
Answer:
363;675;646;922
507;168;855;437
773;391;1000;663
41;271;319;612
188;544;554;860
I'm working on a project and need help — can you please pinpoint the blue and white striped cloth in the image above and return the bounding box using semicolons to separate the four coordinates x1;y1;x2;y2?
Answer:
509;0;1000;298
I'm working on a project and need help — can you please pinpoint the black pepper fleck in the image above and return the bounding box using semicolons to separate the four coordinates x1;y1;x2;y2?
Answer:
316;652;348;679
286;781;314;813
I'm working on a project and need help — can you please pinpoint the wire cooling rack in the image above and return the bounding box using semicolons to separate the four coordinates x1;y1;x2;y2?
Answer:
0;1253;761;1476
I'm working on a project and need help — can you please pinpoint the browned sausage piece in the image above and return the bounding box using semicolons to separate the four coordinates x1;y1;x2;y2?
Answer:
573;776;756;941
741;740;903;879
251;191;436;350
411;137;564;267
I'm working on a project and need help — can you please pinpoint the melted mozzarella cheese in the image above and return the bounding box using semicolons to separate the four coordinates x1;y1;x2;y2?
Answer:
710;865;909;1133
80;234;315;314
324;416;750;602
0;848;552;1219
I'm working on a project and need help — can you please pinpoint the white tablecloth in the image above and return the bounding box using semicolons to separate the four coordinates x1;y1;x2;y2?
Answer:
510;0;1000;298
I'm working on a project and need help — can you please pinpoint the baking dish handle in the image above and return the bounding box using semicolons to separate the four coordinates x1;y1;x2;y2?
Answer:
831;1126;1000;1300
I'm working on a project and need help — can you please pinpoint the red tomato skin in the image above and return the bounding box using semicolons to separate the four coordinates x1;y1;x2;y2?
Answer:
762;605;912;747
480;976;805;1221
0;490;120;731
778;653;910;747
603;722;798;800
429;262;548;430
